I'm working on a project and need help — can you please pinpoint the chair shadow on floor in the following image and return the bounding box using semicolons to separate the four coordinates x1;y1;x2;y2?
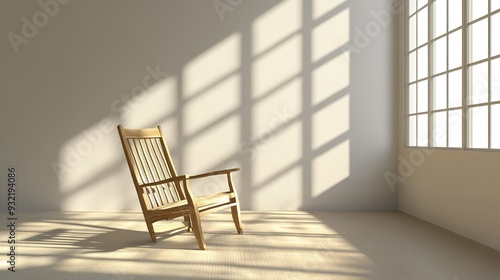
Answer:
23;220;197;253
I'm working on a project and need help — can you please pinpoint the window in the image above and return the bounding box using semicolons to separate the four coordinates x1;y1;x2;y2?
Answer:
406;0;500;150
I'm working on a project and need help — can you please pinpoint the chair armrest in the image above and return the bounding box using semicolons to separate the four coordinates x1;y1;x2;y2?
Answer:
189;168;240;180
188;168;240;194
141;169;240;187
140;175;188;187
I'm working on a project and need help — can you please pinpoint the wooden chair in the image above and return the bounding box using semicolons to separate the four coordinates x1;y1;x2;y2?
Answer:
117;125;243;250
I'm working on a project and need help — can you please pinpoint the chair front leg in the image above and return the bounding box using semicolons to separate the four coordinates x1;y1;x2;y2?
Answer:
231;204;243;234
188;205;206;250
227;173;243;234
182;176;207;250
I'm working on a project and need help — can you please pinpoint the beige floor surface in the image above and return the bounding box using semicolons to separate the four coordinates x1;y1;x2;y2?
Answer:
1;211;499;280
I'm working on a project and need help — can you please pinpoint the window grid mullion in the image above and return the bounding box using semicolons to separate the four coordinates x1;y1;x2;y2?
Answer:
432;26;462;42
430;108;453;114
406;0;412;147
462;0;468;149
488;0;492;149
467;101;500;108
428;1;432;148
427;66;463;79
467;13;489;26
466;55;500;67
446;0;450;147
466;8;500;26
410;4;430;18
415;3;419;146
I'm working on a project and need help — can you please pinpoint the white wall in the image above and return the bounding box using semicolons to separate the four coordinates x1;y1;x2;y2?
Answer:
396;8;500;251
0;0;397;211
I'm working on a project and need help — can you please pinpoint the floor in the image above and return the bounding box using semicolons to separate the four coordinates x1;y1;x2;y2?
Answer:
1;211;499;280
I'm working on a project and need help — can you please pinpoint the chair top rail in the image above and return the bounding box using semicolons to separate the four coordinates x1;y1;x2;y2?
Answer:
119;125;162;138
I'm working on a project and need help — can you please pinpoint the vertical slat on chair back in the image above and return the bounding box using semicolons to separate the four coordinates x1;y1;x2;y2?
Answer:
117;125;184;210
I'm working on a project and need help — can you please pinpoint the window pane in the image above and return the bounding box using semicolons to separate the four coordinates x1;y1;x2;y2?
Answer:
449;0;462;30
449;69;462;108
409;15;417;51
418;114;429;146
409;0;417;15
433;37;447;74
492;58;500;102
492;105;500;149
493;1;500;12
448;30;462;69
492;13;500;57
433;0;447;38
433;74;447;110
469;62;489;105
449;109;462;148
469;106;489;148
409;51;417;82
409;115;417;146
418;80;428;112
409;84;417;114
418;8;428;47
433;111;447;147
469;0;488;22
469;19;488;63
418;46;428;79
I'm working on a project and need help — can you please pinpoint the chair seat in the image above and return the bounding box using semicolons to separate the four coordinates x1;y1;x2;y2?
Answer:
149;191;237;222
152;191;236;212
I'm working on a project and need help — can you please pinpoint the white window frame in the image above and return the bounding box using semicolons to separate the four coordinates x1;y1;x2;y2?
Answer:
405;0;500;151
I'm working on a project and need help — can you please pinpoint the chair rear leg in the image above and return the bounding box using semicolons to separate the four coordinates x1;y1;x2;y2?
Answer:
188;208;206;250
183;214;193;232
231;204;243;234
146;221;157;242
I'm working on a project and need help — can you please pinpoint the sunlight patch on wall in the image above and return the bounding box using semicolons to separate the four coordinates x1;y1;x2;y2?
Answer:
252;77;301;132
252;33;302;98
57;119;133;210
312;0;347;20
312;8;349;62
57;120;116;190
312;50;350;105
249;0;307;209
252;0;302;55
309;4;351;199
312;139;350;197
250;1;352;205
185;74;240;136
121;76;179;162
185;114;240;174
122;76;177;128
122;77;178;149
251;76;302;195
62;174;129;210
184;33;241;98
58;75;182;210
253;166;302;210
312;94;350;150
252;121;302;201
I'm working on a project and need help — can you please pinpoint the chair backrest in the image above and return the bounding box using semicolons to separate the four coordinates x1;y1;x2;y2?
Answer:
117;125;185;210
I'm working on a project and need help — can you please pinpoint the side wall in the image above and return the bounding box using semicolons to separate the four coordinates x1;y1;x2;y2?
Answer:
397;3;500;251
